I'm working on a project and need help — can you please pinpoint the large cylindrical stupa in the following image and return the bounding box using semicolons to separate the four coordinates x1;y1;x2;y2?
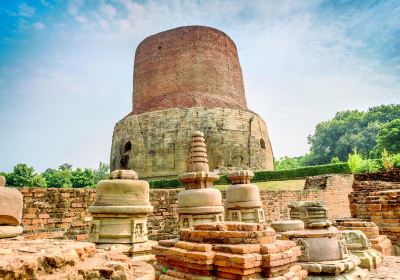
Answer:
110;26;274;179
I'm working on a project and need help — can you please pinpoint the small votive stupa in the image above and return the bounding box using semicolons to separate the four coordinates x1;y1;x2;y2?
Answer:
341;230;383;270
177;131;224;228
88;170;153;260
225;170;265;223
0;176;24;238
283;201;369;279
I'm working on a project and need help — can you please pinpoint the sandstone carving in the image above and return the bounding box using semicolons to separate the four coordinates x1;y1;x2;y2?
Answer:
88;169;154;260
152;222;308;279
225;169;265;223
288;201;333;229
341;230;383;270
0;176;23;239
336;220;392;256
271;220;305;233
110;26;274;179
177;131;224;228
284;201;370;279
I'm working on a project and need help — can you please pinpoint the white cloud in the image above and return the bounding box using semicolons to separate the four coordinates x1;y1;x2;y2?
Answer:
33;22;45;30
75;15;88;24
18;3;36;17
68;0;85;16
99;3;117;19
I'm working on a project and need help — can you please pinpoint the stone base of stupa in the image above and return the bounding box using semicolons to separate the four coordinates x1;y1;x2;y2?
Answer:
336;220;392;256
225;207;265;223
349;249;382;270
370;235;393;256
0;225;23;239
307;266;369;280
96;240;157;262
301;255;369;280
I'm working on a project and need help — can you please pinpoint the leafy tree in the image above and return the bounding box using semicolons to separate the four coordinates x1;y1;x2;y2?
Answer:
6;164;36;187
71;168;94;188
307;105;400;164
32;174;47;188
59;163;73;171
42;168;72;188
375;118;400;154
274;156;305;170
93;162;110;184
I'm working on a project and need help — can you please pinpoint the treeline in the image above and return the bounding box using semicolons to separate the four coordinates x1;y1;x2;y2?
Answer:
275;104;400;170
0;162;109;188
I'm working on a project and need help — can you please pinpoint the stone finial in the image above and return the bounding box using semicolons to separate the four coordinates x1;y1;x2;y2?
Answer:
228;170;254;184
110;169;138;180
0;176;5;187
188;131;209;173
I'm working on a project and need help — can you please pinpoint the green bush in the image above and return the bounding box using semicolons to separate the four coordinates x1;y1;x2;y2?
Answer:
348;149;364;173
381;149;394;171
42;168;72;188
6;164;36;187
71;168;94;188
392;153;400;168
251;163;350;182
147;162;350;188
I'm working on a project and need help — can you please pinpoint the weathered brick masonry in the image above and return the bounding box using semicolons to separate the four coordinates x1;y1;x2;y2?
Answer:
19;179;352;240
349;170;400;219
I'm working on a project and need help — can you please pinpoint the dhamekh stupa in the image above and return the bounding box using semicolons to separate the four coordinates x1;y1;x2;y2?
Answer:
111;25;274;179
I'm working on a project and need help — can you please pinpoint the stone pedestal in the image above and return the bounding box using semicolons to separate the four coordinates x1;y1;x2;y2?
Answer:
153;222;308;280
288;201;332;229
271;220;305;233
341;230;383;270
281;229;368;279
285;201;369;279
225;170;265;223
0;176;23;239
177;131;224;228
336;220;392;256
88;170;154;260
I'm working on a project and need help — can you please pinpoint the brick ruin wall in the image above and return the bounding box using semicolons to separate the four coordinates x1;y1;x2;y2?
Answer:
19;177;352;240
132;26;247;115
111;107;274;179
349;170;400;219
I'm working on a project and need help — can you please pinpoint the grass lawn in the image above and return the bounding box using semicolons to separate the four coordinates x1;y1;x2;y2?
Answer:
214;179;305;191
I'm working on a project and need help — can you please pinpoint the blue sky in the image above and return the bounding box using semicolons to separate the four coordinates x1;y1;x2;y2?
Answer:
0;0;399;172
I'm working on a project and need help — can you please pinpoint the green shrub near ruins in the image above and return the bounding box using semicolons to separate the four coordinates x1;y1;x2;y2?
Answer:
70;168;94;188
148;162;350;189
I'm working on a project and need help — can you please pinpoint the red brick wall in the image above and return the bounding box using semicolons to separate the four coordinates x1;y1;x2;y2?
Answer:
349;170;400;219
19;180;352;240
132;26;247;115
